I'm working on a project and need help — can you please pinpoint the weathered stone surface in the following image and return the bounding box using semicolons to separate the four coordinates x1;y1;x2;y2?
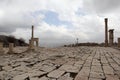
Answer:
103;66;114;75
75;67;90;80
13;73;29;80
12;65;31;73
28;70;47;77
59;64;80;73
91;66;103;73
89;78;102;80
2;65;12;71
47;69;65;78
39;76;49;80
58;73;73;80
106;75;119;80
75;76;88;80
89;72;105;79
0;47;120;80
40;65;56;72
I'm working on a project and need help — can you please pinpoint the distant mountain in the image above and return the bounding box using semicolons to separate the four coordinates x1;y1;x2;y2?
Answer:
0;35;28;47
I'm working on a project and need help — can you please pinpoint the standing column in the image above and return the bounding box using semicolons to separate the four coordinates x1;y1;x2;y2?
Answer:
32;25;34;39
109;29;114;46
105;18;108;47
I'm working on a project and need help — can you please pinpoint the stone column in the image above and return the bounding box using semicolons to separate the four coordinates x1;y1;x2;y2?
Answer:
0;42;4;52
32;25;34;39
8;43;14;54
29;39;34;50
109;29;114;46
105;18;108;47
118;38;120;47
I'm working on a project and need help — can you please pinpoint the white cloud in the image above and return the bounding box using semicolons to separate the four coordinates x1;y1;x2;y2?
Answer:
0;0;120;47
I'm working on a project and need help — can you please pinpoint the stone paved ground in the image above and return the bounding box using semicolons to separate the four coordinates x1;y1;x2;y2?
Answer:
0;47;120;80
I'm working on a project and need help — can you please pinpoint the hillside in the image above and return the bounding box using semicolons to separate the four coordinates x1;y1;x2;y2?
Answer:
0;35;28;47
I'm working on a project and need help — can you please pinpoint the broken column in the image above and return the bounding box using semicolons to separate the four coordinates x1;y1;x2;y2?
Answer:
118;38;120;47
105;18;109;47
109;29;114;46
8;43;14;54
29;39;34;50
0;42;4;52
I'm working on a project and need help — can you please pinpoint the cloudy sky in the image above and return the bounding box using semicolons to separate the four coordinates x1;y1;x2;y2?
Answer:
0;0;120;47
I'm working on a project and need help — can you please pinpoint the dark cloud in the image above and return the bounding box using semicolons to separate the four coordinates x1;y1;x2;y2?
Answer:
0;14;33;33
84;0;120;13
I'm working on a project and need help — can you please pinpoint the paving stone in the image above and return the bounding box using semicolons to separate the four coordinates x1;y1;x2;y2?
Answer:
114;70;120;78
107;58;114;63
84;62;91;67
3;65;13;71
47;69;65;78
89;72;105;79
74;64;82;69
51;58;66;65
39;76;49;80
103;66;114;75
113;58;120;65
66;60;75;65
101;57;108;64
75;76;88;80
58;73;73;80
28;70;47;77
13;73;29;80
102;63;109;66
74;60;84;65
30;77;40;80
89;78;103;80
91;66;103;73
106;74;119;80
92;62;101;66
40;65;56;72
75;67;90;80
12;65;31;73
59;64;80;73
110;63;120;71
